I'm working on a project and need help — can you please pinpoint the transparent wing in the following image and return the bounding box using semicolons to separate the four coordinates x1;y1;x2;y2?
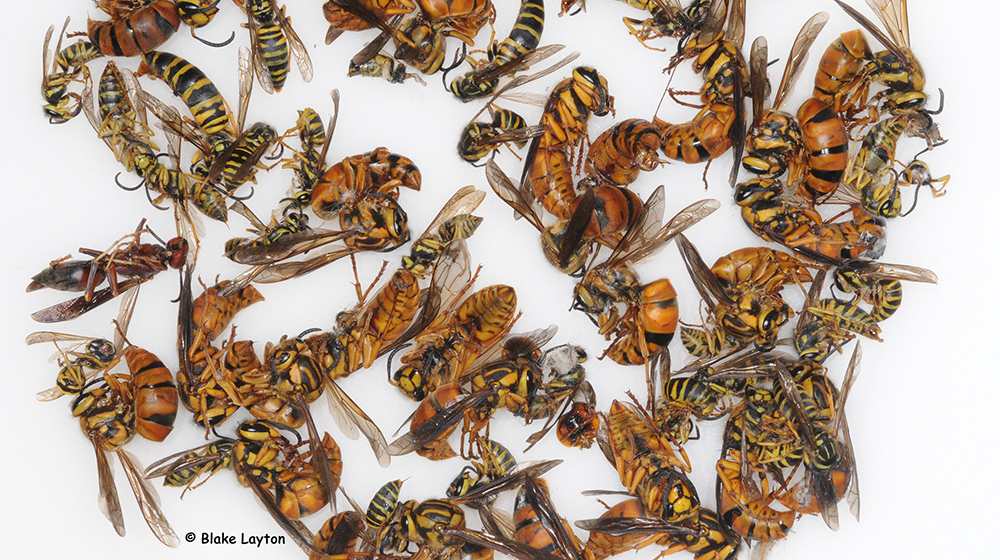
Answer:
386;390;497;457
274;3;314;82
833;0;907;61
463;44;567;89
748;36;768;127
466;51;581;125
843;260;938;284
118;449;180;547
325;379;391;467
379;239;474;356
296;393;343;510
676;233;734;308
602;193;721;272
244;14;274;96
485;159;545;232
31;278;148;324
866;0;909;49
413;185;486;242
772;12;829;111
94;441;126;537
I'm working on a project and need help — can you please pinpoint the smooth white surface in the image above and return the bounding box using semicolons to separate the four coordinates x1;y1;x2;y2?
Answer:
3;1;997;559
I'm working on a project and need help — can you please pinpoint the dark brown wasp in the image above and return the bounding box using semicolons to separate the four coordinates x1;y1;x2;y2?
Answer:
28;219;187;323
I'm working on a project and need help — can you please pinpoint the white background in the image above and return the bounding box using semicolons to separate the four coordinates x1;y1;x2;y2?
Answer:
3;1;997;559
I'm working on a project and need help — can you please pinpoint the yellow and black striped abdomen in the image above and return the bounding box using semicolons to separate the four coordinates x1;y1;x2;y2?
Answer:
492;0;544;66
255;22;291;92
141;51;232;135
697;40;748;102
55;40;103;74
221;123;278;191
294;107;327;151
869;279;903;322
365;479;403;530
97;61;130;132
847;115;905;190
